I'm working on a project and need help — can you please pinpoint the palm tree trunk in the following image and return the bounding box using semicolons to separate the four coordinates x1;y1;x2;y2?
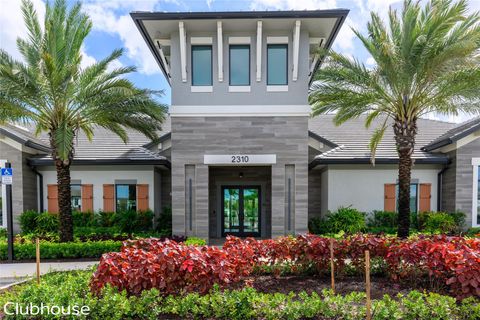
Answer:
393;118;417;238
56;159;73;242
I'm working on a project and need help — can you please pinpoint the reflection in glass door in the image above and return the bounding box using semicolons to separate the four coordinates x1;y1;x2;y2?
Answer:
222;186;260;237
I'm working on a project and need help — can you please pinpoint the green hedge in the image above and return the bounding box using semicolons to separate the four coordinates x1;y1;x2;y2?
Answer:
0;270;479;320
0;240;121;260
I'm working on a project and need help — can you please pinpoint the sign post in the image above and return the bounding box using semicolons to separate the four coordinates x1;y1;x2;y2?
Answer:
2;163;14;261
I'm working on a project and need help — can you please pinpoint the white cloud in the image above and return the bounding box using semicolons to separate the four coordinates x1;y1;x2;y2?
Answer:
0;0;45;61
249;0;337;10
365;56;375;66
83;0;160;75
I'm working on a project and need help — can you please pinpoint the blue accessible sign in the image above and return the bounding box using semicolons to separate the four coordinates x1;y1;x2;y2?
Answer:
1;168;13;185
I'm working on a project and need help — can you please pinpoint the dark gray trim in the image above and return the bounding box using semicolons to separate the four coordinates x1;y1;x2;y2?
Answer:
0;127;50;153
130;9;349;86
131;9;350;21
28;158;171;168
308;157;449;170
308;130;338;148
30;165;44;212
437;165;448;211
143;132;172;149
422;121;480;151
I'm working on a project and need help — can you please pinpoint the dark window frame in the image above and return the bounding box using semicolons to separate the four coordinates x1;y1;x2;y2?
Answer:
115;184;137;212
229;44;251;86
191;45;213;86
266;43;288;86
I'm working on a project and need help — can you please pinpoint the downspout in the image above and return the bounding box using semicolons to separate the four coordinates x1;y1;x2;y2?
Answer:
30;165;44;212
437;165;448;212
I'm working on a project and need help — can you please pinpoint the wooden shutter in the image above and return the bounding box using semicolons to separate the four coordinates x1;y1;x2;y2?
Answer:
81;184;94;212
419;183;432;212
103;184;115;212
47;184;59;213
384;184;396;212
137;184;149;211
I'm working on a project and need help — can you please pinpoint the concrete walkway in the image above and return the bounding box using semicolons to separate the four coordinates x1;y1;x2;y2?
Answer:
0;261;98;279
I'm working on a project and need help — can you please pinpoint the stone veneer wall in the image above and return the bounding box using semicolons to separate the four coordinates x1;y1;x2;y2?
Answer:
171;116;309;239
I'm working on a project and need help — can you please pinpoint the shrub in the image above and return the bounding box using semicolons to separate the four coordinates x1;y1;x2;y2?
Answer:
155;206;172;235
34;212;59;234
72;210;95;227
465;227;480;237
367;211;397;234
0;240;122;260
91;238;255;296
184;237;207;246
96;211;116;227
325;207;366;234
0;227;7;239
308;217;327;234
18;210;38;234
3;270;480;320
419;212;456;233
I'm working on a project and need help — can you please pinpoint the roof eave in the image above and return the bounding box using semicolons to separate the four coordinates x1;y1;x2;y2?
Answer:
309;157;449;170
0;127;51;153
28;158;171;169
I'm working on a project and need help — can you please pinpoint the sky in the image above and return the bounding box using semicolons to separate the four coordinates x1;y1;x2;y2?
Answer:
1;0;479;123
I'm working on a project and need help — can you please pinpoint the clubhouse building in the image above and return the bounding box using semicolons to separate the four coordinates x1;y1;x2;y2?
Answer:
1;10;480;240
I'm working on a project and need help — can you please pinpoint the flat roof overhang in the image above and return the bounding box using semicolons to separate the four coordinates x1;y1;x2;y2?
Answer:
130;9;349;86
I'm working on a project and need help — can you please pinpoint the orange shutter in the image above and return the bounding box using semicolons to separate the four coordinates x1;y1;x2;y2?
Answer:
103;184;115;212
384;184;396;212
47;184;59;213
137;184;149;211
419;183;432;212
81;184;94;212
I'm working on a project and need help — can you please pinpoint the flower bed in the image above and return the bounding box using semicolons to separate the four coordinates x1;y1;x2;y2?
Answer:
90;234;480;299
2;270;480;320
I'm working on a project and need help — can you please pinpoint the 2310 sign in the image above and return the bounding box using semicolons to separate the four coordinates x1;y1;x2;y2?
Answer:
204;154;276;165
231;155;249;163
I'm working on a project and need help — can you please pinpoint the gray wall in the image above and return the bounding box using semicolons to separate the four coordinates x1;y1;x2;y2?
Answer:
308;168;323;220
170;30;310;106
440;151;456;213
171;116;309;239
0;141;38;233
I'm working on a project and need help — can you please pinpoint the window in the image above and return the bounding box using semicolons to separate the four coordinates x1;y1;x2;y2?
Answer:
116;184;136;212
191;45;212;86
71;184;81;211
267;44;288;85
396;184;418;213
229;45;250;86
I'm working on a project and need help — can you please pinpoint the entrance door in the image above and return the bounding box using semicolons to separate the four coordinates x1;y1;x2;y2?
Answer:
222;186;261;237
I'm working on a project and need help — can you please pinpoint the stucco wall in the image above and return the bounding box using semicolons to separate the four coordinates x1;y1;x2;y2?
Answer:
322;164;442;214
39;165;157;212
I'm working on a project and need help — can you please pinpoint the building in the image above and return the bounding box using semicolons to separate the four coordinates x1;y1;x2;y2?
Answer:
1;10;479;239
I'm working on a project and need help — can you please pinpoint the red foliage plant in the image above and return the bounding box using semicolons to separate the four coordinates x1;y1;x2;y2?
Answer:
90;234;480;299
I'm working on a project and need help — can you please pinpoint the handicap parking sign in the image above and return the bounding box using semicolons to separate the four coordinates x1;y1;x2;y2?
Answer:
1;168;13;185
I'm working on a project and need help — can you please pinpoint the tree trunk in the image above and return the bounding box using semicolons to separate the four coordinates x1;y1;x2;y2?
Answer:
393;117;417;238
56;159;73;242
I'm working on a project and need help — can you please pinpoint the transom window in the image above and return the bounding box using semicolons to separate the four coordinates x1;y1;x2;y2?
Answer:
191;45;212;86
71;184;82;211
229;45;250;86
267;44;288;85
116;184;136;212
396;184;418;213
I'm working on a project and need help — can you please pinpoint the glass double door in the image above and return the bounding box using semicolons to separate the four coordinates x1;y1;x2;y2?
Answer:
222;186;261;237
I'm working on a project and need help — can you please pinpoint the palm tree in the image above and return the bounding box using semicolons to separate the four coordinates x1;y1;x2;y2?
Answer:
309;0;480;237
0;0;167;242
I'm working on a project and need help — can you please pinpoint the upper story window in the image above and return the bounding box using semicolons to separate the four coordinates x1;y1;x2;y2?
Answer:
229;45;250;86
116;184;137;212
267;44;288;86
191;45;212;86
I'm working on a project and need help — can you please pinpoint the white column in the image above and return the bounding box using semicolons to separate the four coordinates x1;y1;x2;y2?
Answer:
179;21;187;83
256;21;262;82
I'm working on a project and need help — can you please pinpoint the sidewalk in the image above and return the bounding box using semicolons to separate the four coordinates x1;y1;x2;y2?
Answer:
0;261;98;278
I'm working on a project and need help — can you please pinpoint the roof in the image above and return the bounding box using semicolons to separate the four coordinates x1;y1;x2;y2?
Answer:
1;118;171;166
131;9;349;85
422;116;480;151
308;115;457;167
0;124;51;153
